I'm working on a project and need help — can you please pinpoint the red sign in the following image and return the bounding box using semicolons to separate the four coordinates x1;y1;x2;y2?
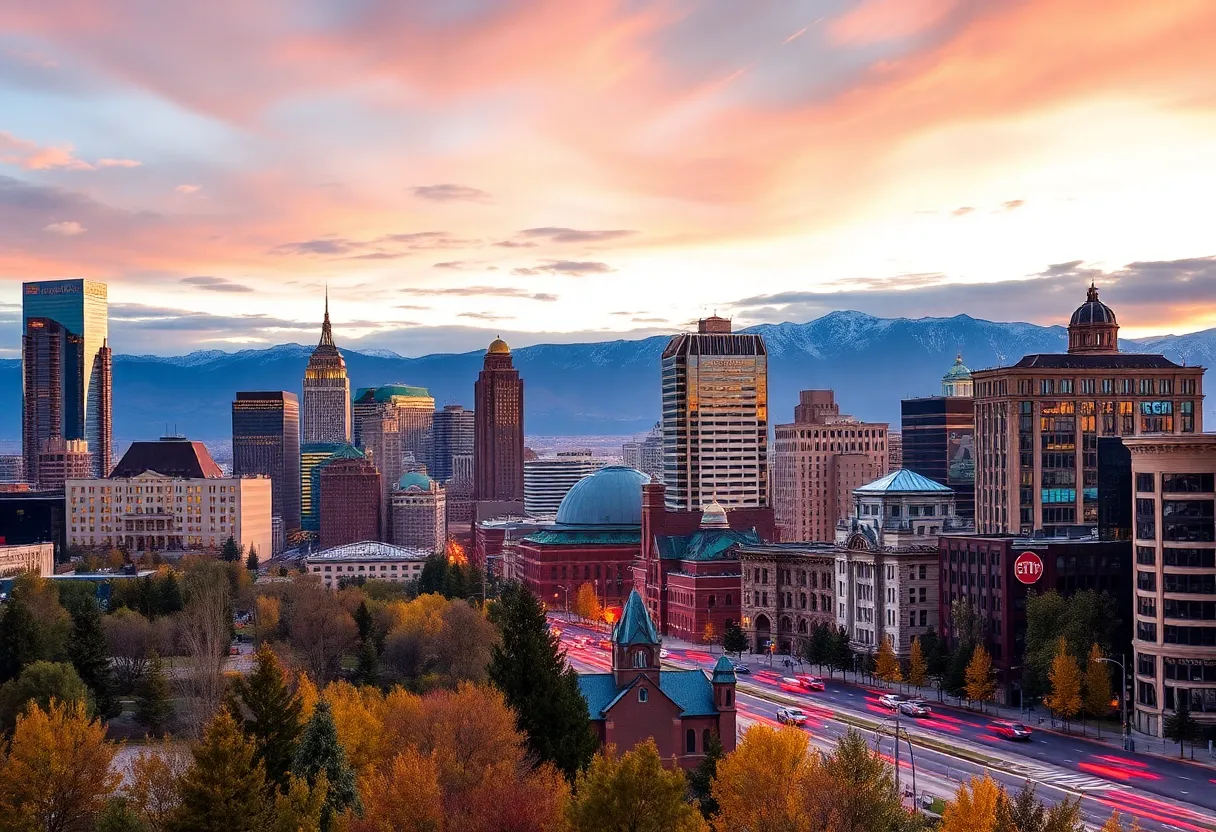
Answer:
1014;551;1044;585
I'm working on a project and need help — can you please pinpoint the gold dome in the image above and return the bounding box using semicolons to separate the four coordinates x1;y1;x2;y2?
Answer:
487;337;511;355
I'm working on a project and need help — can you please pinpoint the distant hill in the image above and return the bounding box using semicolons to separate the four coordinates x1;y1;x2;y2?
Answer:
2;311;1213;441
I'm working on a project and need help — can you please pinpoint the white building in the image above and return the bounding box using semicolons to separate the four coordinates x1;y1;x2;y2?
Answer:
0;543;54;578
523;451;604;516
622;423;664;482
305;540;431;589
391;472;446;553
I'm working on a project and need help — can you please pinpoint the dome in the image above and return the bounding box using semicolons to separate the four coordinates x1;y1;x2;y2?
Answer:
487;337;511;355
700;500;729;529
1069;284;1117;327
555;466;650;527
396;471;434;491
943;353;971;381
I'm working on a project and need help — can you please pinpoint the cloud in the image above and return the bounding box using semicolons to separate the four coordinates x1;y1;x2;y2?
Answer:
458;311;513;322
0;131;139;171
175;184;202;194
518;227;634;244
492;240;537;249
1003;199;1025;211
951;206;974;216
270;231;474;259
394;304;432;311
511;260;615;276
632;317;668;323
432;260;497;271
43;221;86;235
178;275;254;293
401;285;558;301
97;158;142;168
411;183;491;202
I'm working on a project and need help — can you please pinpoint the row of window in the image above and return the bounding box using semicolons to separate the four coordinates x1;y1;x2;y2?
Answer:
1019;378;1197;396
1137;623;1216;645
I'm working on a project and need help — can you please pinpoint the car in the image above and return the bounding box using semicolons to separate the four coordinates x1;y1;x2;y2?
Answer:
660;648;670;659
796;675;825;691
989;720;1033;741
878;694;906;710
573;635;591;648
597;639;613;650
732;663;751;674
898;700;932;717
776;707;808;726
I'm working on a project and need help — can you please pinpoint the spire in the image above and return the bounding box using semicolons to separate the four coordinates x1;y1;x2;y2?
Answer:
319;288;335;348
1087;281;1099;303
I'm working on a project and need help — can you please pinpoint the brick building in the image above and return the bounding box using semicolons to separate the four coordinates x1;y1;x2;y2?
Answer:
319;457;382;549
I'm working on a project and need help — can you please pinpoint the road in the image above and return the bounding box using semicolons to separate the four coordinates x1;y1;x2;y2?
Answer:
553;619;1216;832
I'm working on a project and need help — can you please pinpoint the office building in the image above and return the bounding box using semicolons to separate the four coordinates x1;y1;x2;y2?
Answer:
301;293;351;445
35;437;93;491
772;390;889;543
232;391;301;539
524;451;603;515
304;541;430;590
22;279;112;483
738;542;837;653
474;514;545;579
300;443;365;532
353;384;435;474
0;543;54;578
0;456;23;483
0;488;66;553
973;285;1205;535
431;404;475;482
622;423;664;482
662;316;768;511
887;432;903;470
474;338;525;503
1125;435;1216;737
446;453;475;536
901;354;977;521
319;456;381;549
390;472;446;553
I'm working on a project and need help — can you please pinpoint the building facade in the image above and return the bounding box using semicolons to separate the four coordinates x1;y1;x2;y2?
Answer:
431;404;475;482
391;472;446;553
772;390;889;543
0;456;23;483
577;590;738;768
232;391;301;538
304;541;430;589
0;488;66;554
622;423;664;482
0;543;55;578
22;279;111;483
301;294;351;445
662;317;768;511
319;456;381;549
1125;435;1216;738
901;355;976;521
300;443;365;532
739;543;837;654
474;338;525;503
36;437;93;491
524;451;602;515
353;385;435;474
973;286;1205;535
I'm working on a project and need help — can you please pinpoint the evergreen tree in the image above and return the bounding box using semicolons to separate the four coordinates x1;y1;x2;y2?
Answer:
354;639;379;688
0;595;40;683
488;582;599;780
135;651;173;737
353;601;374;644
1001;781;1046;832
68;599;115;718
686;730;723;820
220;536;242;563
157;572;184;616
807;622;833;671
1163;694;1200;758
831;626;855;678
722;620;748;656
245;546;259;572
293;701;361;831
945;641;972;699
171;709;270;832
229;644;304;791
418;557;447;596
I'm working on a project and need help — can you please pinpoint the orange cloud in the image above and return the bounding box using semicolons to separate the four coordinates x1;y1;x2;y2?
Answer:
828;0;960;46
0;131;139;171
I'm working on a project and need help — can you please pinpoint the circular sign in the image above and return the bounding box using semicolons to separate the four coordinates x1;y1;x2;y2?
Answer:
1013;551;1044;585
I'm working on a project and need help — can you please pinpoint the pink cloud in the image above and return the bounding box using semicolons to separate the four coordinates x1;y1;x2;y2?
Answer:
828;0;961;46
0;131;139;170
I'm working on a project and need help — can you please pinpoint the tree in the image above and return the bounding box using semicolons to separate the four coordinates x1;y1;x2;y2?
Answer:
965;645;996;711
104;608;155;692
574;582;601;623
135;651;173;738
687;731;724;820
875;637;902;686
67;599;115;718
722;620;748;657
711;725;813;832
831;626;855;678
999;781;1045;832
1163;694;1200;758
0;595;42;684
1023;590;1118;703
1044;637;1082;729
0;660;92;732
272;773;327;832
94;798;148;832
178;563;232;737
702;621;717;650
228;644;304;791
941;774;1005;832
569;740;707;832
287;586;358;684
908;638;928;689
253;595;282;644
0;699;120;832
814;728;909;832
806;622;833;671
246;546;260;572
125;745;189;832
220;536;242;563
293;701;361;831
920;629;951;699
488;583;599;780
171;709;270;832
1082;643;1113;736
347;750;441;832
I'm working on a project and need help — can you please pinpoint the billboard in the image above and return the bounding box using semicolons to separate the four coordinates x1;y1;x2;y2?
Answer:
947;428;975;485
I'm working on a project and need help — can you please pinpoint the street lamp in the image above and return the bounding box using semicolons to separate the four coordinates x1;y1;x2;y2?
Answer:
877;715;919;812
555;585;570;619
1097;654;1128;750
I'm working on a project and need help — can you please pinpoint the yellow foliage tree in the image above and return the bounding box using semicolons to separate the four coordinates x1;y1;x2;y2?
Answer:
712;725;814;832
254;595;282;643
124;743;190;832
323;681;387;778
1082;643;1113;735
570;740;707;832
875;637;903;685
702;621;717;650
296;673;320;722
907;638;928;689
349;749;443;832
941;774;1007;832
574;582;601;623
965;645;996;711
1044;637;1082;727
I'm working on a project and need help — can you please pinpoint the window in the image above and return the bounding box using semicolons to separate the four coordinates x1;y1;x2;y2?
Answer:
1163;473;1214;493
686;729;697;753
1135;498;1156;539
1136;546;1156;566
1136;621;1158;642
1138;681;1157;707
703;728;712;750
638;688;648;703
725;689;733;707
632;650;648;668
1138;654;1157;678
1136;473;1155;493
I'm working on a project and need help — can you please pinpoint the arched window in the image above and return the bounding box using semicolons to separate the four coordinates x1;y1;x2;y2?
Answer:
633;650;648;668
708;594;716;608
638;688;648;703
703;728;712;750
725;594;732;606
686;729;696;754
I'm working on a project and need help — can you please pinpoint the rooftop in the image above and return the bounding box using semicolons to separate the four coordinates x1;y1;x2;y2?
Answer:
578;670;719;720
110;438;223;479
985;354;1189;371
613;589;660;647
854;469;954;495
354;384;432;403
553;466;650;528
653;527;762;561
305;540;431;562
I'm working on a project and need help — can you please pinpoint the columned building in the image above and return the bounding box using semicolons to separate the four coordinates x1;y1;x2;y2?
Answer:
901;355;976;520
1125;435;1216;738
973;286;1205;535
301;294;351;445
232;391;301;540
661;317;768;511
474;339;524;503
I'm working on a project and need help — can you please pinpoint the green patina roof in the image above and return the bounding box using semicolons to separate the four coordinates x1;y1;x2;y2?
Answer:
712;655;738;684
577;670;718;721
301;443;365;460
613;589;660;647
523;530;641;546
353;384;431;403
654;528;761;561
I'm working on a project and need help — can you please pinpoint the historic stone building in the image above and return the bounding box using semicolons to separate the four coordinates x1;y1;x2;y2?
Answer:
390;472;446;554
738;542;837;654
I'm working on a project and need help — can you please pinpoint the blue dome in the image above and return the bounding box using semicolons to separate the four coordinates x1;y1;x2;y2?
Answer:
555;466;650;527
396;471;434;491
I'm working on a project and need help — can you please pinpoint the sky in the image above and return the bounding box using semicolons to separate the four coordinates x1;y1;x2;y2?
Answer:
2;0;1216;358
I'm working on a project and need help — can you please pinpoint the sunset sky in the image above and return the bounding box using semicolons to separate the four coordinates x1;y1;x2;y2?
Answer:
2;0;1216;357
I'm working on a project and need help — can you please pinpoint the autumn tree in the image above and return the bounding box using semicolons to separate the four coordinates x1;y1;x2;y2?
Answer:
875;637;903;686
907;638;928;689
574;582;601;623
171;709;270;832
712;725;813;831
103;608;155;692
569;740;707;832
124;745;189;832
272;773;328;832
228;644;304;791
1044;637;1082;729
287;585;358;684
702;621;717;651
348;750;442;832
0;699;120;832
941;774;1006;832
1082;643;1113;736
253;595;282;644
135;651;173;738
293;701;361;831
965;644;996;711
687;731;723;820
812;728;910;832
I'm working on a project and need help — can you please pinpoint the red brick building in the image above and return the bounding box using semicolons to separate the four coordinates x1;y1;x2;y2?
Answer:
634;481;776;642
578;590;738;768
319;457;382;549
474;338;524;503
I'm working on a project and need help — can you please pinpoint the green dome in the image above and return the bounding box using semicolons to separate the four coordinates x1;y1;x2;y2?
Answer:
943;353;972;380
397;471;434;491
555;466;650;527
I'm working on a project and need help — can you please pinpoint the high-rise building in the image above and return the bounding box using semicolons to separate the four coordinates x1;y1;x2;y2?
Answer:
300;443;365;532
356;414;400;541
301;293;351;445
36;437;93;491
973;285;1205;535
446;453;475;533
523;451;603;516
887;432;903;470
319;456;381;549
353;385;435;471
21;279;111;483
431;404;475;482
0;456;24;483
901;354;977;520
391;472;446;553
622;423;664;482
232;391;301;541
661;316;768;511
772;390;889;543
474;338;524;503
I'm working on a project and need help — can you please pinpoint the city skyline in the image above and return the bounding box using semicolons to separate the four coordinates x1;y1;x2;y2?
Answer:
3;2;1216;358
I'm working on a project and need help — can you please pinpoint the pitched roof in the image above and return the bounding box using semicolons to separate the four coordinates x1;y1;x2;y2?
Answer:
110;439;222;479
854;469;953;495
613;589;659;647
1008;354;1182;370
712;655;738;684
577;670;719;720
653;528;761;561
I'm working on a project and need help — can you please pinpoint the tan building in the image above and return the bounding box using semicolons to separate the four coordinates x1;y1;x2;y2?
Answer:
0;543;55;578
391;472;446;554
973;286;1205;535
772;390;889;542
37;437;92;491
1125;435;1216;738
305;540;430;589
738;542;837;654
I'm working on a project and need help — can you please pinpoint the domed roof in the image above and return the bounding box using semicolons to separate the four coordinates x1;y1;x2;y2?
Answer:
1070;284;1117;327
555;466;650;527
700;500;729;529
943;353;972;381
487;337;511;355
396;471;434;491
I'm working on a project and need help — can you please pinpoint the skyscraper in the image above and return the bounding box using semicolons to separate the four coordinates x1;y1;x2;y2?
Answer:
661;316;768;511
523;451;603;515
352;385;435;475
21;279;111;484
319;456;381;549
232;391;301;538
431;404;475;482
622;422;663;482
901;354;976;520
474;338;524;502
301;292;351;445
300;443;365;532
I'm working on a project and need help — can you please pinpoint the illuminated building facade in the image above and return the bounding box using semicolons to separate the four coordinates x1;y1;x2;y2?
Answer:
233;391;301;538
319;456;381;549
301;293;351;445
390;472;446;553
431;404;474;482
36;437;93;491
474;338;524;503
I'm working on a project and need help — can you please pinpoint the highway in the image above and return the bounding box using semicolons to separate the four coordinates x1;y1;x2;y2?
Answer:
553;619;1216;832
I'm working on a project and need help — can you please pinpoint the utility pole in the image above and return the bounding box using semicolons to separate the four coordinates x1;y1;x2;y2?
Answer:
1097;654;1128;750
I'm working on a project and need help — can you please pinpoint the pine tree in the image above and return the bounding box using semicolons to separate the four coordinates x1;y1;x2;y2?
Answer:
831;626;855;678
354;639;379;688
157;572;184;616
1044;637;1083;729
907;638;928;689
68;599;115;718
965;644;996;711
229;644;304;791
1163;694;1200;758
0;595;40;683
171;709;270;832
293;701;361;831
488;582;599;780
353;601;374;644
722;621;748;656
875;637;902;686
220;536;242;563
246;546;260;572
417;557;447;596
1082;643;1113;736
686;730;723;820
135;651;173;737
807;622;833;671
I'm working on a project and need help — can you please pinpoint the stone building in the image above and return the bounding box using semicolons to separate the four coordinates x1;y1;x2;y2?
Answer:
301;293;351;445
305;541;430;589
36;437;92;491
474;338;525;503
738;542;837;654
390;472;446;554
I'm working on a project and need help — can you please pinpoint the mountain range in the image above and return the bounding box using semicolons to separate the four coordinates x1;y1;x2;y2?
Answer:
3;311;1215;442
